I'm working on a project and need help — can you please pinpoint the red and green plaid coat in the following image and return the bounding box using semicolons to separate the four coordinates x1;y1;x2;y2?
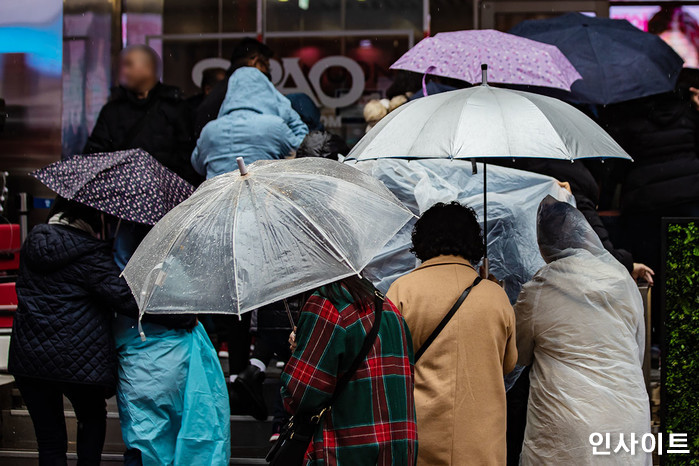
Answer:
281;285;418;465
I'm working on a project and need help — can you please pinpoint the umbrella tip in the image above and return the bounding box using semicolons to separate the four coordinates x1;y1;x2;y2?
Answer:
236;157;249;176
481;64;488;85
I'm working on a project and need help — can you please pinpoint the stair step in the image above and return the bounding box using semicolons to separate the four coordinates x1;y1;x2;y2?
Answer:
0;359;284;462
1;409;275;451
0;450;269;465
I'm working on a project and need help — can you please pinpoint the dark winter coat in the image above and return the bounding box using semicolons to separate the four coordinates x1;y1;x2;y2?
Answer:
605;93;699;213
194;77;229;138
84;83;202;186
492;158;634;272
9;224;139;389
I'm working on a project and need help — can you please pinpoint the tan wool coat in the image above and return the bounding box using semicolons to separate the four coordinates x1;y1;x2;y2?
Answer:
387;255;518;466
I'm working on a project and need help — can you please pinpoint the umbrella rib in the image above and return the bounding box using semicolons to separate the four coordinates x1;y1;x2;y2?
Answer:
264;183;362;276
230;178;245;314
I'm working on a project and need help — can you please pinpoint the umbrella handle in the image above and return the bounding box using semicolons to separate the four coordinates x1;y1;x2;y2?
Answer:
284;299;295;328
422;66;436;97
237;157;248;176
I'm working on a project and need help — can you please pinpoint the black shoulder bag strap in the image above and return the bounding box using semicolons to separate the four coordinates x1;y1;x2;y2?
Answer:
327;292;384;408
414;277;482;363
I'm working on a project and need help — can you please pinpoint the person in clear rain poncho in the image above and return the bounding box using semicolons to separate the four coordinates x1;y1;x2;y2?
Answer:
515;196;651;466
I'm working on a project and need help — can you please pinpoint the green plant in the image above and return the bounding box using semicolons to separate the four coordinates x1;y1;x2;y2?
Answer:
665;222;699;465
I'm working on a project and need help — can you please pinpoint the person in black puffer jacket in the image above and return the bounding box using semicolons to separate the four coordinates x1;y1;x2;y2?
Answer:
9;198;193;466
602;77;699;340
606;92;699;215
8;201;123;464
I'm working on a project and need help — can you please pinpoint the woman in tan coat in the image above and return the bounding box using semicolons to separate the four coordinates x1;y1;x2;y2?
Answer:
387;202;518;465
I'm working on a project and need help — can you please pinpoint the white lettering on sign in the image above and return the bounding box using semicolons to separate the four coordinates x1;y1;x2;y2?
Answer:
192;55;366;109
270;57;319;106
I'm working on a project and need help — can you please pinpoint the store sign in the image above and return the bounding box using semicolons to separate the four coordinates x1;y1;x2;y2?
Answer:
193;56;366;109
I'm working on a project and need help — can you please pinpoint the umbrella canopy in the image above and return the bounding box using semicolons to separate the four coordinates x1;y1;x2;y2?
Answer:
390;29;581;91
123;157;414;316
32;149;194;225
510;12;684;104
347;85;631;162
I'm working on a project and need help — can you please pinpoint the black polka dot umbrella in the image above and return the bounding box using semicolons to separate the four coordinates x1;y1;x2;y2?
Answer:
32;149;194;225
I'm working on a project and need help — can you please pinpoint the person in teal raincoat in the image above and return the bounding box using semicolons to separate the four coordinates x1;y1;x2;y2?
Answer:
191;66;308;179
113;221;231;465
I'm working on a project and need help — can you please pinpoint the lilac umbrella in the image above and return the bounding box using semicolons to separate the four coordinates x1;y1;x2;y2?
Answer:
391;29;581;92
33;149;194;225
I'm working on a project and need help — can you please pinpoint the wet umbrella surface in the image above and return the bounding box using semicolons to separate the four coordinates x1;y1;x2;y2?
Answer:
123;157;413;316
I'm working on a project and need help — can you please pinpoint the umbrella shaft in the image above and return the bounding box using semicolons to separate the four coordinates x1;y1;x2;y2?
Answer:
284;299;295;327
483;161;488;264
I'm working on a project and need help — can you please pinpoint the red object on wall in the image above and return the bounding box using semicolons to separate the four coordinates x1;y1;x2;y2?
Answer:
0;224;20;271
0;282;17;328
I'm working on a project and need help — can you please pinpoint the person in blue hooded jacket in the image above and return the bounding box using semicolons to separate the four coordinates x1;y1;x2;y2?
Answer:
191;67;308;179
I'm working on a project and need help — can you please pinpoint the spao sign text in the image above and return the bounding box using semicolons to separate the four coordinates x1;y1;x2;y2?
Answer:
192;56;366;109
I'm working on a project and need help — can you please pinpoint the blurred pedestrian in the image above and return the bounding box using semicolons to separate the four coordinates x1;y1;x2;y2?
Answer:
603;70;699;335
387;201;517;466
8;198;140;465
280;276;418;465
287;93;324;132
111;222;231;466
515;196;650;466
191;67;308;178
186;66;226;111
195;38;273;136
84;45;200;185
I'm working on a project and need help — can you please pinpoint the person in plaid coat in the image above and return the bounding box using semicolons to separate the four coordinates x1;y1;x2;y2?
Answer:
281;277;418;465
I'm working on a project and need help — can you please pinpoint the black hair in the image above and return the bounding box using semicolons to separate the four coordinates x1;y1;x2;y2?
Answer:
229;38;273;71
200;67;226;90
386;70;422;99
324;275;376;312
410;201;484;263
47;197;103;234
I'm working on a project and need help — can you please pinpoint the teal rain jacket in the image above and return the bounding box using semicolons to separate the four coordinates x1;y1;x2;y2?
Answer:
191;67;308;179
112;224;230;465
114;317;231;465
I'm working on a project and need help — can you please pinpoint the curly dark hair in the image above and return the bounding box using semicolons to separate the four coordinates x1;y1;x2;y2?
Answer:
410;201;484;263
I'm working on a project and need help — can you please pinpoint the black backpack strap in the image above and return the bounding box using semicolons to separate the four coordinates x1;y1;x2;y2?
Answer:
327;293;384;407
414;277;482;363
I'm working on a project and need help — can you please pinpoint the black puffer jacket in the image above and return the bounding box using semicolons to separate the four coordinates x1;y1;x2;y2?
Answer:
9;224;139;389
605;93;699;213
84;83;201;186
492;158;633;272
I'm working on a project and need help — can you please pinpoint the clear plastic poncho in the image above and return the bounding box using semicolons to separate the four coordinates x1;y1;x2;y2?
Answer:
515;196;651;465
350;159;574;303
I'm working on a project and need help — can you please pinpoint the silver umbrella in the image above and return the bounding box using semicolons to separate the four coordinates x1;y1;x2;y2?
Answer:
347;65;631;274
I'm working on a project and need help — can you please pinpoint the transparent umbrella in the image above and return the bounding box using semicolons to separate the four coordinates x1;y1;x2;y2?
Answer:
123;157;414;320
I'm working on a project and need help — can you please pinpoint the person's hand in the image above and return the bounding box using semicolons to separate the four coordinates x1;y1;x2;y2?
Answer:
289;326;297;352
557;180;572;194
690;87;699;112
632;263;655;286
479;264;502;286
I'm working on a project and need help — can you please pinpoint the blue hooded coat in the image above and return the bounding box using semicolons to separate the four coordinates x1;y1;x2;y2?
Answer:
191;67;308;178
